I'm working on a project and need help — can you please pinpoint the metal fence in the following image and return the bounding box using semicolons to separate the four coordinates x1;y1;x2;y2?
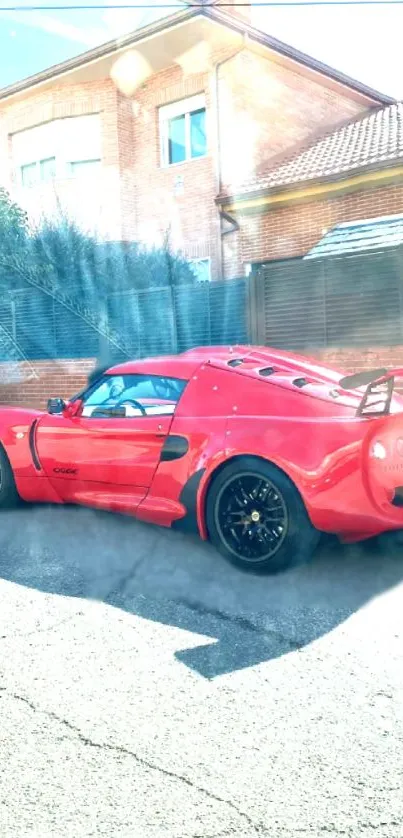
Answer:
251;247;403;351
1;247;402;367
0;277;249;363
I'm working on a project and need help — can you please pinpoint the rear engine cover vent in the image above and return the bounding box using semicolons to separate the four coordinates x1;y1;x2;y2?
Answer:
293;377;308;388
228;358;244;367
258;367;275;377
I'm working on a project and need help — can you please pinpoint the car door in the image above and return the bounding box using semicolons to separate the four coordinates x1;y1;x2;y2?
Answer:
35;373;185;512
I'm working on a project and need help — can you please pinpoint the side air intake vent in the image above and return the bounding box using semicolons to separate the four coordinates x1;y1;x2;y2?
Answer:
392;488;403;507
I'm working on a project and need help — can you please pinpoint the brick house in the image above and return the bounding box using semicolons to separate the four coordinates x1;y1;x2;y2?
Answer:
218;101;403;271
0;1;394;283
0;2;399;406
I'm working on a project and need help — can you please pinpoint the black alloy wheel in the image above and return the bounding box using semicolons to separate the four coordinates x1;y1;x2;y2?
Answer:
215;472;288;564
206;457;320;574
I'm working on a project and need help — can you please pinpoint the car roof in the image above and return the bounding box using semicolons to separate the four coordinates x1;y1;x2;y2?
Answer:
107;346;252;378
107;345;345;384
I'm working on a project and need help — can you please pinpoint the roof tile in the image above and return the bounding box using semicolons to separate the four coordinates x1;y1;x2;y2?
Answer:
304;213;403;258
230;102;403;197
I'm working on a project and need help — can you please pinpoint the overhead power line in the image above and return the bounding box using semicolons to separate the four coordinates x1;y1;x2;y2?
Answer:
1;0;403;8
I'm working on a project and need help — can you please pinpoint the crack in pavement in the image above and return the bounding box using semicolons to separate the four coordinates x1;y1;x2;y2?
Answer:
190;830;248;838
293;821;403;835
0;612;83;641
190;831;246;838
0;686;268;836
174;596;301;651
354;823;403;833
105;534;160;602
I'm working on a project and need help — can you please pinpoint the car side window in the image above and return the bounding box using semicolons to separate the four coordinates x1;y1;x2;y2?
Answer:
80;374;187;418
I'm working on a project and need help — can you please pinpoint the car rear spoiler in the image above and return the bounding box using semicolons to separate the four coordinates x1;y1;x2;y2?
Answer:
339;367;403;417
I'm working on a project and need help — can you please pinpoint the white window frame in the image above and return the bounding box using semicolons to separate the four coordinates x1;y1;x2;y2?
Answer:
159;93;206;168
189;257;211;283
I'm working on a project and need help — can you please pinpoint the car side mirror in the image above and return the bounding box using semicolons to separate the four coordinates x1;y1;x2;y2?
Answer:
47;397;66;415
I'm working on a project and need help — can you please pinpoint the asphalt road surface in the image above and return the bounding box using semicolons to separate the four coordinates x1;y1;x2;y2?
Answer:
0;504;402;838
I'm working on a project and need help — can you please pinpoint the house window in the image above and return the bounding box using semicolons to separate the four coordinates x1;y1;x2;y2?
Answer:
40;157;56;182
68;159;102;177
20;156;56;187
189;258;211;283
160;94;206;167
190;109;206;159
12;114;102;186
20;162;38;188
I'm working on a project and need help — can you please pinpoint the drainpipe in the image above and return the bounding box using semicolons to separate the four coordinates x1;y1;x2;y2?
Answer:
212;40;246;279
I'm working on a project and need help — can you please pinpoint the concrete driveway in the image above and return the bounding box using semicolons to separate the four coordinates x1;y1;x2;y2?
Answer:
0;504;402;837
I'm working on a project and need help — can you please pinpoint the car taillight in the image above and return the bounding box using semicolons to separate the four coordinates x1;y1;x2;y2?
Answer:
370;441;387;461
365;416;403;510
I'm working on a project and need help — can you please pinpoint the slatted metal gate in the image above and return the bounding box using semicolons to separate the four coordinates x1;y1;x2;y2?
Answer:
250;249;403;351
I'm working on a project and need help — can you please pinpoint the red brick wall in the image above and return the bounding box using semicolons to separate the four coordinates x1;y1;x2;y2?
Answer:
117;91;137;241
217;49;367;196
0;359;95;410
128;64;221;274
238;182;403;267
315;346;403;374
1;347;403;411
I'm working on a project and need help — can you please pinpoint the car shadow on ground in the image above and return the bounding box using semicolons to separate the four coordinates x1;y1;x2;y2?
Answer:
0;503;401;679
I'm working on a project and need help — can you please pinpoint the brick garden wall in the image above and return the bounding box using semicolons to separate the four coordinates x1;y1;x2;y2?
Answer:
0;359;95;410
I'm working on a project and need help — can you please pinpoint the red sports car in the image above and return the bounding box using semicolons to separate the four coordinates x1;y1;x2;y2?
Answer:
1;344;403;574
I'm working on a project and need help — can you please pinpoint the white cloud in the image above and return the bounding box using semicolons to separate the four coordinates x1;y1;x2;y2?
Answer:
0;0;184;56
0;7;103;47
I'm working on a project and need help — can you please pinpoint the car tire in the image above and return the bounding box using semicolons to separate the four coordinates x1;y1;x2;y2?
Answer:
0;446;19;508
205;457;320;574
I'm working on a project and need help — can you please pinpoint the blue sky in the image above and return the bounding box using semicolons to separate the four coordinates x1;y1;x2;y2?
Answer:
0;1;401;98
